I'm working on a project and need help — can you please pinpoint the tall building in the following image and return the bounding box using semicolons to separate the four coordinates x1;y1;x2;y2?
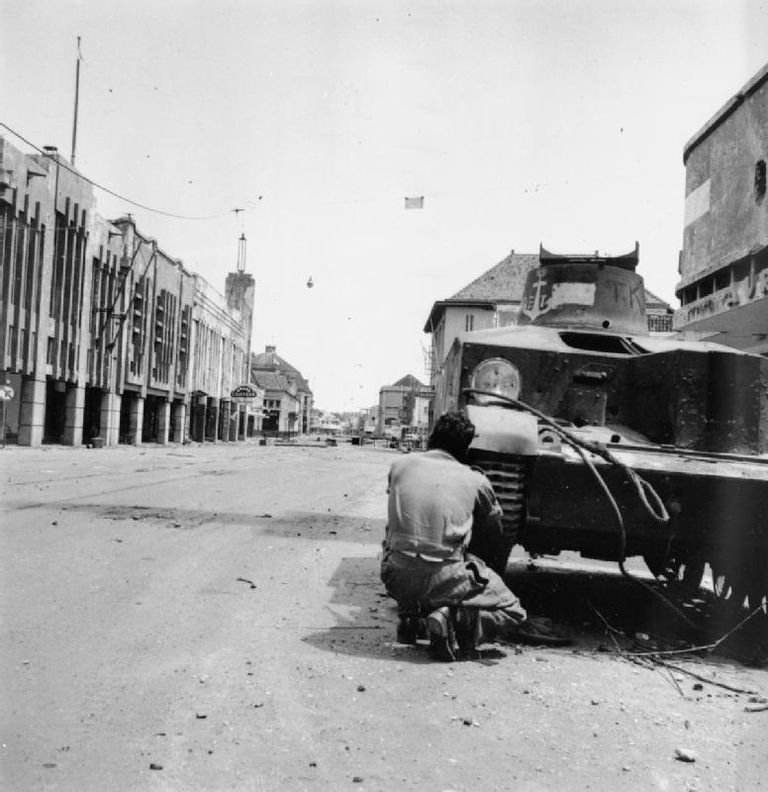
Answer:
674;63;768;355
187;271;256;443
0;133;255;446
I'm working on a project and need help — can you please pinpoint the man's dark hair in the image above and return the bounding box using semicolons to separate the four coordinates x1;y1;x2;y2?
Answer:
427;412;476;462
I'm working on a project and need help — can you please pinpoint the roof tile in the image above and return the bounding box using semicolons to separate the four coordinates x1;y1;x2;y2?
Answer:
450;253;540;301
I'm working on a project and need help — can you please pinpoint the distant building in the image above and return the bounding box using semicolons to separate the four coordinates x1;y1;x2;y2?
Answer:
424;248;674;386
377;374;432;438
358;404;378;435
674;62;768;355
313;411;344;435
250;345;313;434
0;134;254;446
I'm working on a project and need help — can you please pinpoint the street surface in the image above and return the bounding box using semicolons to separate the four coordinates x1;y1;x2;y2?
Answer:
1;441;766;792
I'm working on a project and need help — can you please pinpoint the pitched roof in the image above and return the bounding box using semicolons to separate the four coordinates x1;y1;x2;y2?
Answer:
450;252;540;302
643;287;672;309
251;370;293;394
251;348;312;394
424;252;539;331
391;374;426;389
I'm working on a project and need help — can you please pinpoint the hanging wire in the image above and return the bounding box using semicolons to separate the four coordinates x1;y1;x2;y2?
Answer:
464;388;702;633
0;121;260;221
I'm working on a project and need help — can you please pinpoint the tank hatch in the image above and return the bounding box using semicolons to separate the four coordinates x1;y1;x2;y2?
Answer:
518;243;648;335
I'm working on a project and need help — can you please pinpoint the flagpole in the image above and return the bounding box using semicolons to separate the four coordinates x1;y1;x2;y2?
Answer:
70;36;81;166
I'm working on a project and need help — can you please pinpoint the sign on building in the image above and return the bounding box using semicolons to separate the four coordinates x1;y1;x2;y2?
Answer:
231;384;260;406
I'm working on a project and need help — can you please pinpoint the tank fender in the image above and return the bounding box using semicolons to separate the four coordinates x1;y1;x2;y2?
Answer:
467;404;538;456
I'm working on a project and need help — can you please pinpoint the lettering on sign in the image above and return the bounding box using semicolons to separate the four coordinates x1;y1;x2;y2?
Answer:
679;267;768;324
231;384;259;399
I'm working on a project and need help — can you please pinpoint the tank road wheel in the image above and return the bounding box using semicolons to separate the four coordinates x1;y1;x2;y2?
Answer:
676;558;707;599
711;568;731;601
647;550;706;599
744;561;768;616
711;562;749;611
642;551;666;579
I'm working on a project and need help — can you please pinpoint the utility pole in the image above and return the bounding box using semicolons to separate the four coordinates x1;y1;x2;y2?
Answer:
71;36;82;166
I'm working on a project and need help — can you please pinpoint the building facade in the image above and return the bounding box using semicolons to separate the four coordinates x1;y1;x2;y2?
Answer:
0;134;255;446
674;63;768;355
376;374;432;439
250;345;312;435
187;272;256;443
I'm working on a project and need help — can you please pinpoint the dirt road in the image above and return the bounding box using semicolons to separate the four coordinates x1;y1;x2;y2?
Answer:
1;441;765;791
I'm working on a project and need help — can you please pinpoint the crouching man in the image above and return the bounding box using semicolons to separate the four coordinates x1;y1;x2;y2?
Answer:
381;411;529;661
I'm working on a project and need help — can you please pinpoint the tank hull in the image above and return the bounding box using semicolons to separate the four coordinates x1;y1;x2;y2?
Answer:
437;253;768;616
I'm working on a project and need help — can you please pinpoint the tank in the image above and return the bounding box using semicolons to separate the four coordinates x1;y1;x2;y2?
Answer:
434;244;768;618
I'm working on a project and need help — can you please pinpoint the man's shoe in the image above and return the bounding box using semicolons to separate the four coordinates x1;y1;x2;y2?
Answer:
502;616;572;647
426;607;457;662
396;615;419;645
455;606;482;658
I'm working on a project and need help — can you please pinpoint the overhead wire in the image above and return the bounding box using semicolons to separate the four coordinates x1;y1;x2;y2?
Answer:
464;388;701;633
0;121;259;221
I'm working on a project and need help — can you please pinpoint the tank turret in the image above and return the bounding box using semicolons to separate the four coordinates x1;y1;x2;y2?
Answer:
518;243;647;335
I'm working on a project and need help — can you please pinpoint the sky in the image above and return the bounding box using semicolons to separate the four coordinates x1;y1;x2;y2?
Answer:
3;0;767;411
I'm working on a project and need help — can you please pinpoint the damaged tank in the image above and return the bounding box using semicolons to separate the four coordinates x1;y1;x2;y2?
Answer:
434;244;768;617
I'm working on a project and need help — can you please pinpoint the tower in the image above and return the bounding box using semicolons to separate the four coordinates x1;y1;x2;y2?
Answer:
225;233;255;370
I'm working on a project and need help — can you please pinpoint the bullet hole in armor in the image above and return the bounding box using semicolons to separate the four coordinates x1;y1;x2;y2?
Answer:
602;320;611;329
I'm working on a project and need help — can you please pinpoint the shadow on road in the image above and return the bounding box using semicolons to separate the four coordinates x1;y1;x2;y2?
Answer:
302;555;436;664
305;555;767;666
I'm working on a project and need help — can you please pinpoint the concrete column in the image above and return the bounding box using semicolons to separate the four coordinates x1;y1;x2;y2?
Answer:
129;395;144;445
233;405;243;441
193;395;206;442
208;398;220;442
220;399;231;441
62;384;85;446
100;392;121;446
172;402;186;443
17;376;46;447
156;400;171;445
